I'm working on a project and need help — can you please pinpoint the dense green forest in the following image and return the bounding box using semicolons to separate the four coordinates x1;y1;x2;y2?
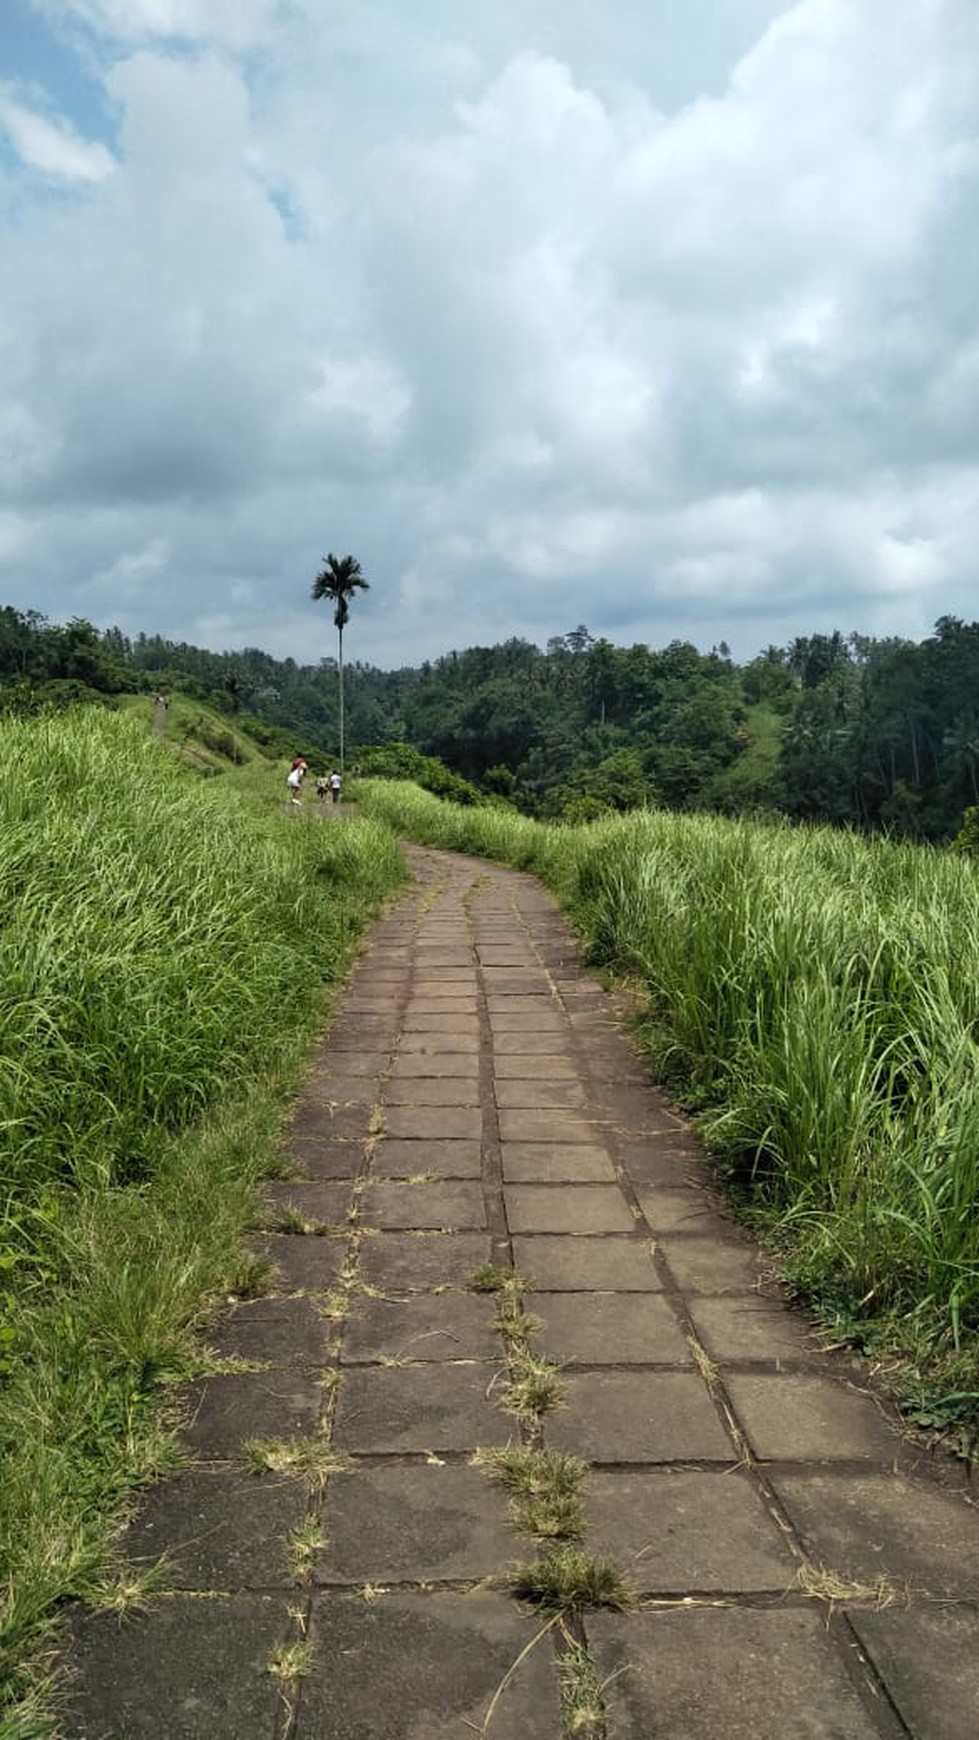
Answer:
4;603;979;838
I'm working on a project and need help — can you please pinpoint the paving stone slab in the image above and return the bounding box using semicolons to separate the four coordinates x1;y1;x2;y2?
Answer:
287;1101;375;1140
317;1464;509;1583
549;1369;732;1461
361;1181;487;1231
635;1186;735;1235
181;1370;324;1458
505;1183;637;1234
598;1084;693;1132
342;1289;500;1364
302;1072;382;1104
391;1052;480;1078
414;950;474;966
485;992;555;1011
502;1142;616;1183
687;1296;829;1364
259;1232;347;1293
299;1592;564;1739
343;996;401;1015
726;1374;903;1462
406;1002;479;1022
384;1076;480;1106
62;1595;290;1739
328;1026;398;1052
494;1053;578;1079
383;1105;483;1140
498;1109;601;1145
398;1030;480;1054
123;1468;307;1589
282;1138;365;1179
205;1294;331;1368
849;1604;979;1740
332;1363;499;1453
528;1290;692;1365
476;950;537;966
589;1607;884;1740
359;1231;491;1290
304;1050;390;1077
489;1011;567;1034
618;1139;710;1191
411;966;478;983
771;1472;979;1598
512;1234;660;1291
402;1013;481;1036
586;1468;799;1593
371;1137;482;1178
494;1079;586;1109
493;1030;580;1054
656;1234;768;1294
261;1181;355;1226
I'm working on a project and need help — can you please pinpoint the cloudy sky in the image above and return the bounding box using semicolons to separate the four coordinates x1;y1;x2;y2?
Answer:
1;0;977;670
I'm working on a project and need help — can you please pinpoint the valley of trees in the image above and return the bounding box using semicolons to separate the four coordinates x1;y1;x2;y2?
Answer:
3;603;979;840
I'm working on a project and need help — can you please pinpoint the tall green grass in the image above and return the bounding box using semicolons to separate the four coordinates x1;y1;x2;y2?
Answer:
359;781;979;1435
0;715;404;1733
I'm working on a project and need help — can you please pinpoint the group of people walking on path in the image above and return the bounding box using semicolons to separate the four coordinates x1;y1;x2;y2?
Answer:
287;757;342;805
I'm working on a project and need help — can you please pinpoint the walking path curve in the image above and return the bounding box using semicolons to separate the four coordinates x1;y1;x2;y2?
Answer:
64;845;979;1739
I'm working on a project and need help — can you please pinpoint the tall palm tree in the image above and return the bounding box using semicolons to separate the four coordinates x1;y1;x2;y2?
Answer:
311;552;370;772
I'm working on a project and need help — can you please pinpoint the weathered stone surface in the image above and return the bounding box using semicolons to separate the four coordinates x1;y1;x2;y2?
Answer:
360;1181;486;1231
505;1183;637;1234
549;1370;733;1462
390;1052;480;1078
527;1290;692;1365
62;1596;290;1739
316;1464;509;1583
687;1295;827;1364
205;1294;331;1368
726;1373;903;1462
341;1289;500;1364
299;1593;564;1739
494;1052;578;1079
398;1029;480;1053
371;1137;482;1178
589;1607;884;1740
258;1231;347;1293
181;1370;324;1458
586;1468;798;1592
123;1469;307;1589
332;1364;499;1453
494;1079;586;1109
260;1180;354;1226
498;1109;602;1144
282;1137;365;1179
771;1472;979;1598
634;1186;733;1235
655;1234;767;1294
850;1605;979;1740
502;1142;616;1182
512;1234;660;1291
359;1230;491;1290
383;1105;483;1140
384;1076;480;1106
287;1100;375;1140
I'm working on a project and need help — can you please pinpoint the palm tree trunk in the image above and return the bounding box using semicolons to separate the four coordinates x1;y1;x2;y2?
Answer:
337;623;345;772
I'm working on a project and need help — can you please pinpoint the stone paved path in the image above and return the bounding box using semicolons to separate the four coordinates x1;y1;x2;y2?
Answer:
63;846;979;1739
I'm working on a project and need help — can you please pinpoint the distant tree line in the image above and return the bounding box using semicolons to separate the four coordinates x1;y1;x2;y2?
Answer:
3;603;979;840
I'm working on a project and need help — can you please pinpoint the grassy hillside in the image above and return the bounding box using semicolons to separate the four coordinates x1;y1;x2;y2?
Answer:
0;710;404;1736
358;779;979;1456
